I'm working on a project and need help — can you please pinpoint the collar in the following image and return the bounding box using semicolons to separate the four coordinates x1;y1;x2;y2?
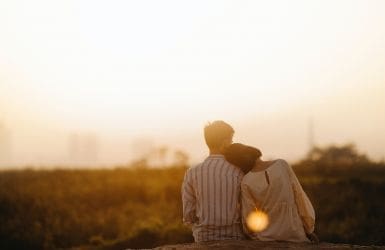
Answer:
207;154;225;159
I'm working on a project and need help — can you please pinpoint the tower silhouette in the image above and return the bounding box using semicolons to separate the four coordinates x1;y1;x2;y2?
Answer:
308;117;315;153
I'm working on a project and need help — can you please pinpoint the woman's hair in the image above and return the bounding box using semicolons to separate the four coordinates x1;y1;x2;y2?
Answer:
225;143;262;174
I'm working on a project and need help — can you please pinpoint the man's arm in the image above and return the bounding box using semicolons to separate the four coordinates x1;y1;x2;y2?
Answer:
181;169;197;225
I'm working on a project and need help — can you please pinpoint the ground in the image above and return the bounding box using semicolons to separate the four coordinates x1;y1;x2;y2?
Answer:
149;240;385;250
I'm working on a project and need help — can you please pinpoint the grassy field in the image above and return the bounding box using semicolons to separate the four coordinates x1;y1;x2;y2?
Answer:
0;156;384;249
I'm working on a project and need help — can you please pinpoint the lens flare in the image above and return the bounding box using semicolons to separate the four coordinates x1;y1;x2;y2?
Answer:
246;209;269;232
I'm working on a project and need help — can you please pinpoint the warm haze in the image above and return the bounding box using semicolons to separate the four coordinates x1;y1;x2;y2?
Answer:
0;0;384;167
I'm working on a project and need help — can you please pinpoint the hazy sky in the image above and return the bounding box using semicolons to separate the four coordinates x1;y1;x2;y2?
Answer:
1;0;384;167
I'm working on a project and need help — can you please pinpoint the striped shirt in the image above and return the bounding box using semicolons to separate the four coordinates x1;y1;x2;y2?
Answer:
181;154;245;242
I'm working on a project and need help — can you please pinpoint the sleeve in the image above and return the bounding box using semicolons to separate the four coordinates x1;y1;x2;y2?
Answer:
286;162;315;234
181;169;198;225
241;182;259;239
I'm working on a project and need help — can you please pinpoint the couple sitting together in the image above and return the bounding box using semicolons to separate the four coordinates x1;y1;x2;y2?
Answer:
182;120;318;243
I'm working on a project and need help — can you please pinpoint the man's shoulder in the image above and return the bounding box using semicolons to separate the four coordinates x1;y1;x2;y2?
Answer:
187;158;239;171
186;162;203;174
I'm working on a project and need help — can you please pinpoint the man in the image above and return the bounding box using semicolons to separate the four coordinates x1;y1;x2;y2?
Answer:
181;120;245;242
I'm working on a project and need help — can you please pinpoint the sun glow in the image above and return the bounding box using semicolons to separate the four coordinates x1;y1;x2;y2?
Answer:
4;0;382;129
1;0;385;166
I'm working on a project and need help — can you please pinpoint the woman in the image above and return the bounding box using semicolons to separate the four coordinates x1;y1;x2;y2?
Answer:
225;143;318;242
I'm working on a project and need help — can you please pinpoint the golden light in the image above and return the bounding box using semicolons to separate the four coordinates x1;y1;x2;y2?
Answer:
1;0;385;166
246;209;269;232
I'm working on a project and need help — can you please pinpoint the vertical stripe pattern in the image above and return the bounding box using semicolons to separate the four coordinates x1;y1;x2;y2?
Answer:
181;155;245;242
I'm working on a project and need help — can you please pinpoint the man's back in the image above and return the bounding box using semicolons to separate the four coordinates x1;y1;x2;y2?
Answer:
182;154;245;242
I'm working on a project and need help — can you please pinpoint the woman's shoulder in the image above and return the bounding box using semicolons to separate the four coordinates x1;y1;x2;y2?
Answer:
242;170;264;185
269;159;291;174
274;158;290;167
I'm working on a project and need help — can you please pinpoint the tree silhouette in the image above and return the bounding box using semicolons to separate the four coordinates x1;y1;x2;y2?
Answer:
300;143;370;171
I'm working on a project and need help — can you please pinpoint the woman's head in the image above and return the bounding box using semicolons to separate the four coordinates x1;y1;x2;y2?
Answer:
225;143;262;174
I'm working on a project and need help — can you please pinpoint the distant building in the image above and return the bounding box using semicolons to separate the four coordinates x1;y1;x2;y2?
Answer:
68;133;99;165
0;121;12;166
131;137;154;160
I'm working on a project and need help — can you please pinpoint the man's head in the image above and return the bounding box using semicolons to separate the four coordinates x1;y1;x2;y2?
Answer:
224;143;262;174
204;120;234;154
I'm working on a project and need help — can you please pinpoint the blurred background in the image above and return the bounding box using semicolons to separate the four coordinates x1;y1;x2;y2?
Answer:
1;0;384;168
0;0;384;249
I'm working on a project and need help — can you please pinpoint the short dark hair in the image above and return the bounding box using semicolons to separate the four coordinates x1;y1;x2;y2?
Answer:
225;143;262;173
204;121;234;149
